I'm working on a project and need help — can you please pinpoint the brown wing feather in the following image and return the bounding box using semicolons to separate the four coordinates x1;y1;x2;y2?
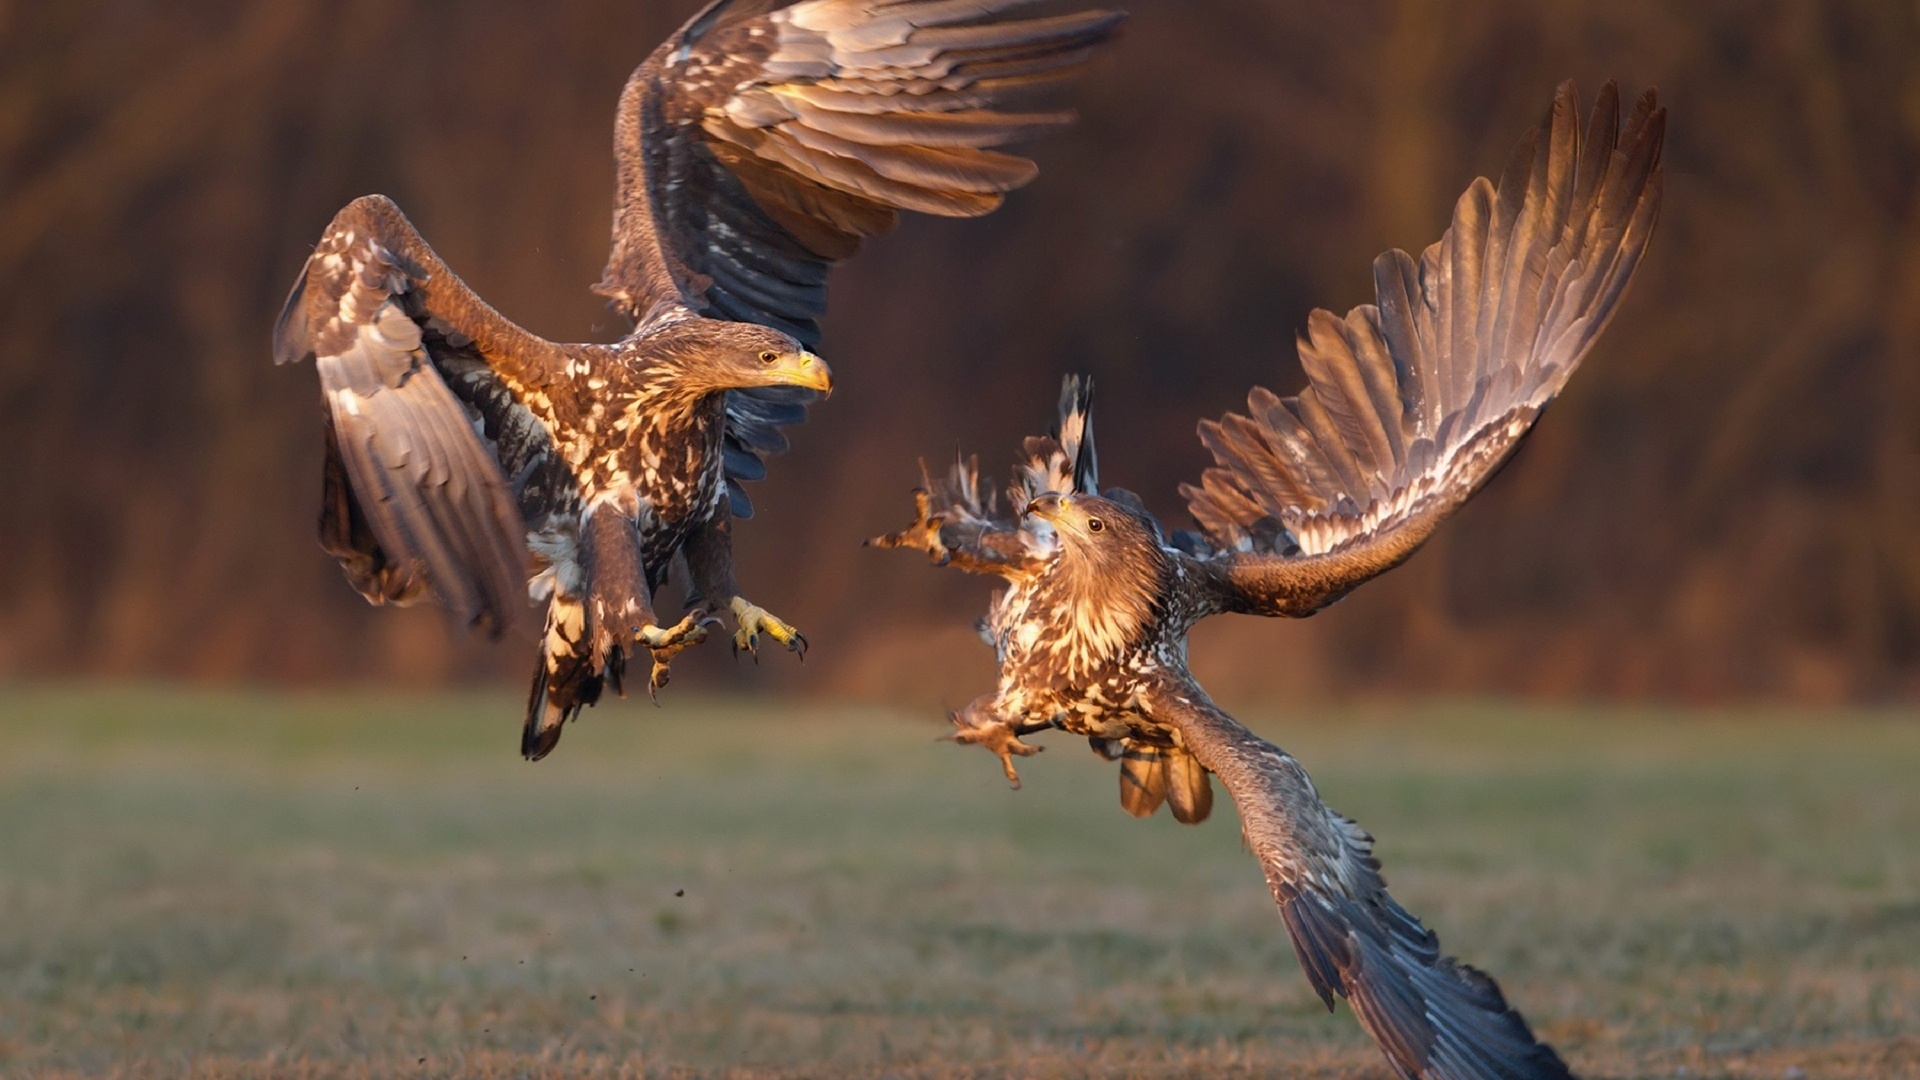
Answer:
1180;82;1665;618
599;0;1123;342
1146;683;1573;1080
601;0;1118;518
276;196;577;635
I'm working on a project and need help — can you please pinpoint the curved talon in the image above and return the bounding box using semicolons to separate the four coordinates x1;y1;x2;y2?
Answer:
945;709;1043;789
729;598;805;663
635;612;709;652
632;614;714;704
646;657;670;705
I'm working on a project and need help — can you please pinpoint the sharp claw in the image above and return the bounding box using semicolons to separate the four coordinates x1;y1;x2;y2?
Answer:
945;710;1042;788
870;489;951;562
729;600;804;666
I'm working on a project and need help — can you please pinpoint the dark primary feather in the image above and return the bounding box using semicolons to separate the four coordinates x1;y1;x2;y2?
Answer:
1181;82;1664;618
600;0;1121;511
275;196;579;635
1149;684;1573;1080
722;384;813;517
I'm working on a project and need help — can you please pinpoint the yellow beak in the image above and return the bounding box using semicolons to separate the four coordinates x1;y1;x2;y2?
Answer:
1024;493;1066;521
774;351;833;397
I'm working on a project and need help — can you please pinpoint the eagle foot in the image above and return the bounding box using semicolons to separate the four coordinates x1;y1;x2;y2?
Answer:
866;489;949;564
635;613;715;703
945;708;1043;789
729;597;806;662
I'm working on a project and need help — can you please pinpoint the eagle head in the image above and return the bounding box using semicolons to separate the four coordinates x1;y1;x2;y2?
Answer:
650;318;833;397
1024;491;1154;550
1022;491;1165;667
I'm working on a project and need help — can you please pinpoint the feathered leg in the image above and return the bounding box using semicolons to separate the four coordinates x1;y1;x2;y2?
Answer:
521;506;706;760
684;513;806;662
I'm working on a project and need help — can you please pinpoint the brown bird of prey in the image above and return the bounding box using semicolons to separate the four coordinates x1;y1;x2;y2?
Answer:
272;0;1122;759
875;82;1663;1079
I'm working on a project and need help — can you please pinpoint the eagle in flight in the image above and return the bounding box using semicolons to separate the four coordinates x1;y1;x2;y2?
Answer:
876;82;1664;1079
272;0;1121;759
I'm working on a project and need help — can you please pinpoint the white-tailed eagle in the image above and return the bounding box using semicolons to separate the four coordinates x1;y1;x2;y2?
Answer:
273;0;1121;759
875;82;1664;1079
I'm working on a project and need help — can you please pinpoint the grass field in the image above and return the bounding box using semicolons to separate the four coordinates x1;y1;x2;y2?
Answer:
1;688;1917;1078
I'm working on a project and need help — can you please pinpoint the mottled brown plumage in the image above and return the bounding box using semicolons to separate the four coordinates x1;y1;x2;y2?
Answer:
876;82;1665;1080
274;0;1117;758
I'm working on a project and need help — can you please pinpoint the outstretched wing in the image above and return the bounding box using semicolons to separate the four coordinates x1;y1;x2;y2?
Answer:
1146;684;1573;1080
603;0;1122;513
1182;82;1664;618
276;195;587;635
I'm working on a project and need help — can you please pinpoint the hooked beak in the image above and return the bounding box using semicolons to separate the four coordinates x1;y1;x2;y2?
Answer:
1024;492;1065;521
771;351;833;397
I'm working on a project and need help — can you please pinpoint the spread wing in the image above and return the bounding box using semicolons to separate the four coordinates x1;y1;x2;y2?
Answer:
275;195;587;635
1147;684;1573;1080
1181;82;1665;618
602;0;1122;514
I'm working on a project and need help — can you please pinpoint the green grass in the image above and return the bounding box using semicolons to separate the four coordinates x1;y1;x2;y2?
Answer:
1;688;1918;1078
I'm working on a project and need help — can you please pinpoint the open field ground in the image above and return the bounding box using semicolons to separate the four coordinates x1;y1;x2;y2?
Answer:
1;689;1917;1078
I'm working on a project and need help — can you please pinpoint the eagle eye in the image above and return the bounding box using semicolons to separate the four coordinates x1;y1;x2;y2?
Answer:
1086;517;1105;533
758;350;779;364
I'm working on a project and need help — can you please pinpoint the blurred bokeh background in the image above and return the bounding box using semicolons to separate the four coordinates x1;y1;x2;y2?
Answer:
5;0;1919;707
10;5;1920;1077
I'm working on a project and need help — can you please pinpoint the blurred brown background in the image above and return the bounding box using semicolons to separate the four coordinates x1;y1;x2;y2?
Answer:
3;0;1917;706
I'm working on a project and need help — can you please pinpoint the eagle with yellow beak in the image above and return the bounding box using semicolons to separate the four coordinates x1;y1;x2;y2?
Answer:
272;0;1121;758
876;82;1663;1080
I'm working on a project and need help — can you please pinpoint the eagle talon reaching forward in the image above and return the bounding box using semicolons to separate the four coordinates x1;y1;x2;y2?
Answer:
636;613;712;654
869;488;951;564
878;83;1664;1080
728;596;807;660
945;701;1045;788
637;612;716;702
274;0;1120;758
